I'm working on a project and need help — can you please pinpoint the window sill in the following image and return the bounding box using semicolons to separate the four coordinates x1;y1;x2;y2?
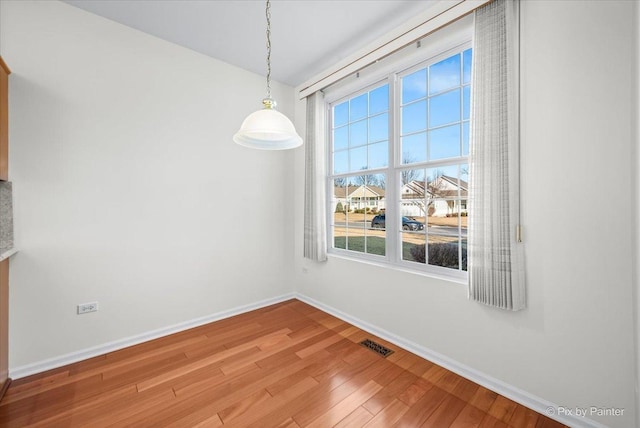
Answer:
326;251;468;286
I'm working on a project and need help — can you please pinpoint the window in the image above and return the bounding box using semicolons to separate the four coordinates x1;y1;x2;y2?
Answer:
328;46;471;279
331;84;389;257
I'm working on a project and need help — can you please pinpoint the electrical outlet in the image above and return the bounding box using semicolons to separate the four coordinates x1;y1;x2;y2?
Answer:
77;302;98;314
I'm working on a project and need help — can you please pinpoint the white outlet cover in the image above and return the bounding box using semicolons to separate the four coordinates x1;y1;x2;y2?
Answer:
78;302;99;314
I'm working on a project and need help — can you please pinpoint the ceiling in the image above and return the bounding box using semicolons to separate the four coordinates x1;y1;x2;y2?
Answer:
64;0;437;87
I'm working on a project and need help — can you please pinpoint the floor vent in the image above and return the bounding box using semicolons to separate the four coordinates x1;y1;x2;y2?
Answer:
360;339;394;358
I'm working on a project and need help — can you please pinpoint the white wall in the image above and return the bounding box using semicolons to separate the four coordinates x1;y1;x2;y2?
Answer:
1;0;637;426
634;1;640;426
293;1;637;427
2;0;296;369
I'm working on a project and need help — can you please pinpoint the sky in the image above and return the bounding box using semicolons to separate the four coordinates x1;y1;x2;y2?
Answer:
332;48;472;178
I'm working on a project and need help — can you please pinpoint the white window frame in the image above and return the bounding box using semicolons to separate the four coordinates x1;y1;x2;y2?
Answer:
325;18;473;283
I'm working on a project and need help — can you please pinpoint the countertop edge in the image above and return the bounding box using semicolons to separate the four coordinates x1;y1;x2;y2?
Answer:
0;248;18;262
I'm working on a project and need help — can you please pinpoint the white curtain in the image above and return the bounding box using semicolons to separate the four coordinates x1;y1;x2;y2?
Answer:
468;0;525;310
303;92;327;262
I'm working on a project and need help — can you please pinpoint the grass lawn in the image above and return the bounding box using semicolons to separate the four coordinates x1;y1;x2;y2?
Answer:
334;236;419;260
334;236;468;270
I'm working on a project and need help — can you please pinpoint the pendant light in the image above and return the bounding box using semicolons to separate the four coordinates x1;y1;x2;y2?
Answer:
233;0;302;150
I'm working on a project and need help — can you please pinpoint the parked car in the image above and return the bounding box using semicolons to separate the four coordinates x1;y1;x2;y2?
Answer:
371;214;424;231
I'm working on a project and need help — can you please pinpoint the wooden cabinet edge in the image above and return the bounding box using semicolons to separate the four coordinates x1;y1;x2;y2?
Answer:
0;57;10;76
0;58;8;401
0;258;7;401
0;57;8;181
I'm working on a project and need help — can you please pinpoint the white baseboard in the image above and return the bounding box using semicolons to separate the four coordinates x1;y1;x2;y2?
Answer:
294;293;606;428
8;291;608;428
9;293;296;380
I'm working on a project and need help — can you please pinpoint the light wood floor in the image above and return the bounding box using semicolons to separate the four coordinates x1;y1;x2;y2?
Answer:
0;300;565;427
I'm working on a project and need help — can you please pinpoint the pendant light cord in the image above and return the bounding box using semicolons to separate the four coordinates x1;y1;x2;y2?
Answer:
265;0;272;100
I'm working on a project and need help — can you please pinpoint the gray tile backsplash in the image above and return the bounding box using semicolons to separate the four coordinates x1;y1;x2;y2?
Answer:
0;182;13;252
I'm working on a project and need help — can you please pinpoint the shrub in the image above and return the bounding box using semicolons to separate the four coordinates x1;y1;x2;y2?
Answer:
335;202;344;213
409;243;467;269
409;245;426;262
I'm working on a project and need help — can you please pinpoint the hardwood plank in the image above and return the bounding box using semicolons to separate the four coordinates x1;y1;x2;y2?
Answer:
290;359;390;427
434;368;463;394
406;358;434;377
335;406;375;428
395;352;422;370
363;398;410;428
0;379;10;403
0;374;106;423
189;411;224;428
6;367;69;390
421;364;448;384
343;346;382;366
363;369;418;415
163;349;334;427
370;362;405;388
256;348;302;370
393;385;448;427
224;377;319;427
325;337;357;355
218;324;330;377
219;388;272;423
509;404;540;427
3;348;188;404
84;387;176;428
25;385;148;428
398;377;431;406
162;362;226;394
487;395;518;423
273;417;301;428
305;379;383;428
102;349;190;380
137;328;291;391
450;403;488;428
296;331;347;359
0;300;567;428
478;413;510;428
451;377;480;403
338;326;361;338
254;358;387;428
169;358;261;399
469;386;499;413
535;415;568;428
420;393;466;427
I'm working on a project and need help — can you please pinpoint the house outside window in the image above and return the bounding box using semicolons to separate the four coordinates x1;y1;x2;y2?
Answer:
328;40;471;280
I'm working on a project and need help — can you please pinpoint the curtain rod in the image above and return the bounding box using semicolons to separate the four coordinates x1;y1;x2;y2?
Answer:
297;0;492;99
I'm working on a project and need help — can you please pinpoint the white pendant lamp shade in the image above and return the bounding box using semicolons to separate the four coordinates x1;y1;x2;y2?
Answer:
234;0;302;150
233;102;302;150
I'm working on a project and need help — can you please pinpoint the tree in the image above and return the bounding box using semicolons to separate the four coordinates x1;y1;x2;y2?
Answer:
426;169;448;197
352;169;379;188
401;155;421;185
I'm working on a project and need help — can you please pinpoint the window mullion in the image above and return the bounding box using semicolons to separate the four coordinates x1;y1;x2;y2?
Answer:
387;73;399;264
